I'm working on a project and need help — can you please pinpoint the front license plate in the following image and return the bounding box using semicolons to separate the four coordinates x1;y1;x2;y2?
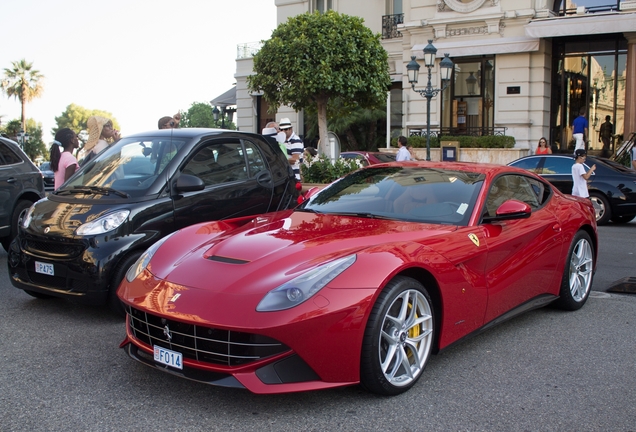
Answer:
154;346;183;370
34;261;54;276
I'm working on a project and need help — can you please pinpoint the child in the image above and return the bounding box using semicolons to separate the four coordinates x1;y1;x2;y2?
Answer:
571;149;596;198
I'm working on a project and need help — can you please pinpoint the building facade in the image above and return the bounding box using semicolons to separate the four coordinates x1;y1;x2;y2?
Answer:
235;0;636;152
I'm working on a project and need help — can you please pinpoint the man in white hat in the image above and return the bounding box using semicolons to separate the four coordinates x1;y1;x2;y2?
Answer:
279;118;303;180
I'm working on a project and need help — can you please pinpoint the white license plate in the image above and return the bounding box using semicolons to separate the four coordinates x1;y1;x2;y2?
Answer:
154;346;183;370
34;261;54;276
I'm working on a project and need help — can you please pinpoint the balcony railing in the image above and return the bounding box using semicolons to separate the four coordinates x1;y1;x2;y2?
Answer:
408;127;508;138
237;41;264;59
382;13;404;39
557;2;620;16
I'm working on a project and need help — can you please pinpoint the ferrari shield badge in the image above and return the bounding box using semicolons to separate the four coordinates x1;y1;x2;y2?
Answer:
468;233;480;247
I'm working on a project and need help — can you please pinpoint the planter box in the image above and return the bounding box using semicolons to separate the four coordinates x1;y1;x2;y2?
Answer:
379;147;529;165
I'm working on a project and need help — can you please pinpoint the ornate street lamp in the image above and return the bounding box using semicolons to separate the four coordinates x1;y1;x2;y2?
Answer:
406;40;454;161
16;129;30;149
212;106;221;128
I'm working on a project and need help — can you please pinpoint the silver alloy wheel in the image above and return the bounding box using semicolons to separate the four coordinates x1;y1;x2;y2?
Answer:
589;196;605;222
378;289;433;387
569;237;594;302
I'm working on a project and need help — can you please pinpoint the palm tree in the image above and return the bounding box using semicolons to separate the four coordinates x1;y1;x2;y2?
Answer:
1;59;44;131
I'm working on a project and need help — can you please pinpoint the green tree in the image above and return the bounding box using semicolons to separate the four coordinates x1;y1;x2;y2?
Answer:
180;102;235;129
3;118;47;162
1;59;44;131
248;11;390;155
54;104;120;142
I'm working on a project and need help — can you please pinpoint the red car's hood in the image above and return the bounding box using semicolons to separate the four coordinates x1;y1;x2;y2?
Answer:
146;211;456;293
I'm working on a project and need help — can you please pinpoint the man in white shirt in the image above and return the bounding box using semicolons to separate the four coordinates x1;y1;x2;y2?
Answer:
396;136;411;162
571;149;596;198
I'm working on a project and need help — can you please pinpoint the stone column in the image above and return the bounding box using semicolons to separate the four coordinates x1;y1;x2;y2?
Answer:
625;33;636;139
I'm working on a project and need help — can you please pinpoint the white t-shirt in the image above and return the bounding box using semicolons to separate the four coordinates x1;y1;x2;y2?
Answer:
396;146;411;161
571;163;589;198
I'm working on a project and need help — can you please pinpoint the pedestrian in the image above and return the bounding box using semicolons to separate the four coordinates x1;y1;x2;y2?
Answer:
158;113;181;129
572;107;588;153
396;136;411;161
279;118;303;180
598;115;613;157
571;149;596;198
535;137;552;154
50;128;79;190
83;116;120;164
261;121;287;155
408;145;422;161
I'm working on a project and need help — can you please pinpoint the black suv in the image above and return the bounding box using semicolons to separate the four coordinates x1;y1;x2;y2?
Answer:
0;137;45;251
7;129;300;312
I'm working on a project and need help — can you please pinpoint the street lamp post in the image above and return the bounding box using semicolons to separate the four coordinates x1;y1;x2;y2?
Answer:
212;105;236;129
16;129;30;150
406;40;454;161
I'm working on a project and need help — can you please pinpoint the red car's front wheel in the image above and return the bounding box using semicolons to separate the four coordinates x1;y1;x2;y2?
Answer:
360;276;435;395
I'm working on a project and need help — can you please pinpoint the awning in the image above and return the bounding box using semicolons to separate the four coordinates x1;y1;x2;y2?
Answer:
412;36;540;58
525;13;636;38
210;86;236;107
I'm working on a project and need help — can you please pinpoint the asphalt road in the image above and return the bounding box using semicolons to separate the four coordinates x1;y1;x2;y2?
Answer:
1;222;635;432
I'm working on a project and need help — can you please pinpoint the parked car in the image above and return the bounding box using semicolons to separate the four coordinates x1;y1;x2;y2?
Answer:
340;151;396;166
7;128;301;313
508;153;636;225
38;161;55;192
0;137;45;252
118;161;597;395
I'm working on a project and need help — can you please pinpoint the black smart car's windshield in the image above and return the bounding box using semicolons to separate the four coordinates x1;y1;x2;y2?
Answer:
59;138;186;198
298;167;485;226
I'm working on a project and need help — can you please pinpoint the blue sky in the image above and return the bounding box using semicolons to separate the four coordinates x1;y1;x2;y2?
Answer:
0;0;276;142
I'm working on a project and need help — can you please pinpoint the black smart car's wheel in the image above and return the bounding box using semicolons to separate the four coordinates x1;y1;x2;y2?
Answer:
108;251;142;317
1;200;32;252
553;231;594;311
360;276;435;395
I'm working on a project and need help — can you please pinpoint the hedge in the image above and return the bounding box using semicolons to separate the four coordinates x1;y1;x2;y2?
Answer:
391;135;515;149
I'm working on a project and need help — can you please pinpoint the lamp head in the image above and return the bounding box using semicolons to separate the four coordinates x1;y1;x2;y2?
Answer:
423;40;437;67
406;56;421;85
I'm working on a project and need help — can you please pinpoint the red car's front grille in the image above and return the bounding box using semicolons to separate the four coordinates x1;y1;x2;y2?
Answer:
125;305;289;367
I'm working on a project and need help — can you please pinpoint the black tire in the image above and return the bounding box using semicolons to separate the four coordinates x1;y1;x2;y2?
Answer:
360;276;435;395
23;290;55;299
0;200;33;252
553;231;594;311
589;193;611;226
611;214;636;224
108;251;142;317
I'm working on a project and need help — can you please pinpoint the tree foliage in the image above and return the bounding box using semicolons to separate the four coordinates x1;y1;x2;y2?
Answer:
248;11;390;155
1;118;47;162
1;59;44;130
179;102;235;129
54;104;120;138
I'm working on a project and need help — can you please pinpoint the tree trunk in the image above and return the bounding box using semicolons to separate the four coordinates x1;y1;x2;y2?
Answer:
20;83;27;131
316;96;329;158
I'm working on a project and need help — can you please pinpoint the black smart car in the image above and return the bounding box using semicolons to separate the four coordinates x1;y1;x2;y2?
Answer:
7;128;301;312
0;136;46;251
508;153;636;225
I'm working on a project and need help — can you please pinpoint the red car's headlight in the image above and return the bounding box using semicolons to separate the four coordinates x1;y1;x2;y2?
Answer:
256;255;357;312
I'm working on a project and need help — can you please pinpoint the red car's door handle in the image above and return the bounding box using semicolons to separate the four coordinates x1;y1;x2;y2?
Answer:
552;223;561;232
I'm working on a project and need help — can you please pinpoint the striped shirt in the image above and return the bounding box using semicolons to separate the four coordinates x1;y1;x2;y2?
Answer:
285;131;304;180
